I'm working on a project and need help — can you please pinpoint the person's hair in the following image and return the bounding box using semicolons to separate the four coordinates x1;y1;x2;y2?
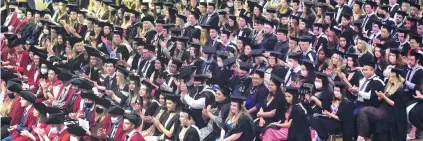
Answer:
200;29;210;45
219;15;229;27
180;111;195;125
330;54;345;76
176;18;186;28
116;72;127;89
385;72;405;96
285;91;299;113
129;81;140;104
226;101;250;128
357;40;373;55
141;21;156;35
71;42;86;59
289;20;298;37
395;54;406;66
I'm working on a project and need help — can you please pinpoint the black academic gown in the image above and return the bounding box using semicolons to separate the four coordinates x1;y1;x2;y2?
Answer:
334;5;353;24
200;13;219;27
230;76;252;97
235;27;252;39
313;34;328;51
389;4;400;18
361;14;379;35
183;23;201;39
261;33;278;51
225;113;255;141
126;22;141;42
374;88;407;141
187;87;214;129
358;52;374;67
156;111;180;140
211;67;234;88
398;42;410;55
142;100;160;130
137;58;155;78
273;40;289;54
130;54;142;72
404;67;423;101
174;126;200;141
288;104;312;141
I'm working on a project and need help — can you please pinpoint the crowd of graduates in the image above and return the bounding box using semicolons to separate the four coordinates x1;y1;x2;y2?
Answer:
1;0;423;141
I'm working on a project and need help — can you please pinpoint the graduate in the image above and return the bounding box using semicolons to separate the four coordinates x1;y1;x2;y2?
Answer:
96;105;126;141
121;113;144;141
200;87;231;140
44;113;71;141
357;68;407;141
311;81;354;141
219;95;255;141
174;108;201;141
245;70;269;120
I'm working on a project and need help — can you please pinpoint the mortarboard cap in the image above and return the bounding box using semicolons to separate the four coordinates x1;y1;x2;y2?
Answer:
285;86;299;96
45;113;66;124
108;105;125;115
203;46;217;54
67;125;87;136
334;81;347;89
143;44;156;52
230;95;246;105
123;114;142;128
288;52;303;60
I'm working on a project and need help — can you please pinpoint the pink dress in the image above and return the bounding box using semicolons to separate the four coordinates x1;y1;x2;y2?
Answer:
260;112;316;141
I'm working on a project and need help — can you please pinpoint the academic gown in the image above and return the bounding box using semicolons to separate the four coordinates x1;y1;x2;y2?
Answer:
174;126;200;141
261;33;278;51
196;59;218;75
9;97;24;126
254;93;287;134
130;54;142;72
287;104;312;141
380;36;399;49
183;24;201;39
11;106;37;139
200;13;219;27
311;99;354;141
345;70;364;101
137;58;156;78
105;121;125;141
144;30;157;45
374;88;407;141
225;113;255;141
121;131;144;141
235;27;252;39
142;100;160;130
186;87;214;129
404;67;423;101
245;83;269;119
211;67;234;88
398;42;411;55
126;22;141;42
389;4;400;18
361;14;379;35
48;129;71;141
313;34;328;51
334;5;353;24
273;40;289;54
358;52;374;67
229;76;252;97
203;99;231;141
103;75;118;92
157;111;180;140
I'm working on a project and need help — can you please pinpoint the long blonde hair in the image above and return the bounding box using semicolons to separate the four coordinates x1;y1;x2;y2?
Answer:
357;40;373;56
385;72;404;96
226;102;250;128
141;21;156;36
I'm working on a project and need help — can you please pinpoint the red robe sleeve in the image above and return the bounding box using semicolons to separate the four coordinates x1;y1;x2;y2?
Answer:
25;65;37;86
9;97;24;125
130;132;145;141
72;95;82;113
114;123;125;141
14;51;30;73
60;89;74;109
12;107;38;139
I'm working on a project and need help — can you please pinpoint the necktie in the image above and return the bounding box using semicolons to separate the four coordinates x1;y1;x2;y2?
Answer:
406;68;413;81
359;79;370;91
54;133;59;141
125;135;130;141
285;69;294;85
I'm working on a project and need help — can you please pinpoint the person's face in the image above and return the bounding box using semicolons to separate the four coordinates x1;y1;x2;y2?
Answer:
113;35;122;44
104;26;111;34
313;27;321;35
168;61;178;73
20;98;29;107
289;40;297;49
199;5;206;13
236;40;243;49
154;60;162;70
372;24;380;32
365;5;373;14
339;38;347;47
244;46;252;55
143;22;150;29
215;90;226;102
48;70;57;81
26;11;33;19
299;22;306;30
254;7;260;15
129;81;136;91
396;15;403;23
389;53;397;64
405;20;412;29
70;11;77;20
230;102;240;114
188;14;196;24
207;5;214;14
268;81;277;92
159;95;165;105
410;39;420;49
388;72;397;84
89;56;97;66
139;86;147;97
408;55;417;67
401;3;409;12
264;25;272;34
417;25;423;34
337;0;345;5
353;4;360;12
136;46;144;55
34;13;41;22
381;28;389;39
33;55;40;65
293;3;299;10
210;29;218;38
254;23;263;31
277;32;286;41
228;19;235;26
156;24;163;33
75;43;84;52
166;99;177;111
179;113;189;126
398;33;406;42
411;7;418;15
239;18;246;27
122;119;134;131
285;92;293;104
332;54;340;65
251;74;263;86
77;14;84;22
362;65;374;78
318;50;326;61
347;57;354;67
268;56;276;66
142;49;151;58
324;15;332;24
281;17;289;24
33;108;40;117
299;42;309;51
221;34;228;42
341;17;350;26
105;63;115;74
57;36;64;44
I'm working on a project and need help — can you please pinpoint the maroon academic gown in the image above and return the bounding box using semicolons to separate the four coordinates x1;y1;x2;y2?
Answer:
9;96;24;126
106;121;125;141
11;106;38;139
120;131;145;141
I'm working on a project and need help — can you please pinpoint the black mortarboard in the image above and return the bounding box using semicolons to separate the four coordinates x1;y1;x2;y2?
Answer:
346;53;359;59
361;59;376;68
70;78;93;90
207;2;216;8
391;67;404;75
277;28;288;34
175;36;190;42
375;43;387;50
250;49;264;57
289;36;299;42
20;91;36;103
127;8;140;16
255;16;266;25
156;19;166;24
68;37;83;47
33;102;50;115
239;61;253;71
199;2;207;6
67;125;86;136
352;20;363;27
288;52;302;60
330;26;342;35
116;65;130;77
315;71;328;79
177;65;196;81
298;36;313;43
365;0;377;8
104;58;119;64
390;48;401;55
203;46;216;54
410;50;422;59
410;3;420;10
171;58;183;69
285;86;299;96
80;91;98;101
341;12;352;20
301;59;315;70
266;7;277;13
217;50;230;59
354;1;364;7
57;69;74;81
177;15;187;22
379;4;390;11
230;95;246;105
222;57;237;67
381;23;394;32
190;43;202;50
218;10;228;16
410;34;423;44
270;74;284;86
396;10;408;17
407;16;418;22
45;113;66;124
334;81;347;89
221;30;231;36
143;44;156;52
164;93;181;104
269;51;282;58
181;108;194;119
9;38;25;48
332;50;345;57
123;114;142;128
325;12;335;18
252;69;265;78
193;75;208;82
98;21;113;28
6;81;22;93
108;105;125;115
239;14;250;21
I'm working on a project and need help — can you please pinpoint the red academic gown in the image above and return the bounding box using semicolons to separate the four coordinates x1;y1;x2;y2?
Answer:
120;131;145;141
55;84;75;109
11;106;38;139
42;80;62;101
13;123;48;141
1;50;30;73
105;121;125;141
9;96;24;126
25;64;38;87
48;129;71;141
68;93;83;113
91;116;112;135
